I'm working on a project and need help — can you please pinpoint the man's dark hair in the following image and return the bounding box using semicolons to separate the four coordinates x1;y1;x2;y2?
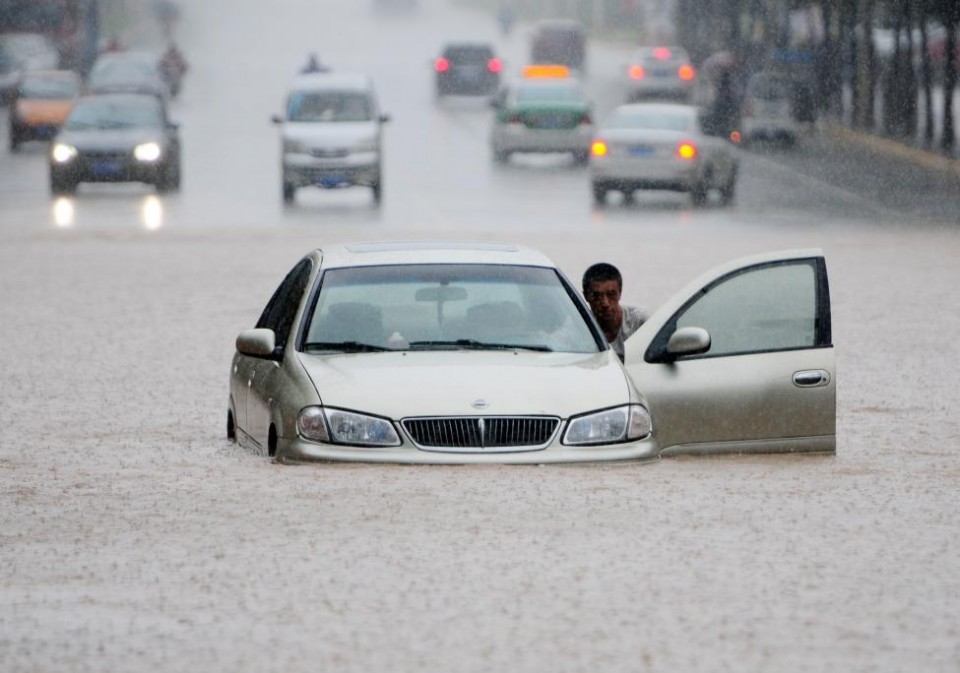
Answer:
582;262;622;291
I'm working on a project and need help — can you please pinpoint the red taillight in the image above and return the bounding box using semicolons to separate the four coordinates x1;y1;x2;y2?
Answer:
729;130;742;144
652;47;671;60
676;141;697;159
487;57;502;73
507;112;522;123
434;57;449;72
591;140;608;156
580;112;593;125
628;65;645;80
678;64;695;80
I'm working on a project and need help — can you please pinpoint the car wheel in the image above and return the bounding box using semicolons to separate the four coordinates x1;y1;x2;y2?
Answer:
227;409;236;441
9;129;22;153
156;161;181;193
690;181;709;207
493;150;511;164
282;181;296;204
719;168;738;206
371;180;382;206
50;171;77;196
591;182;607;206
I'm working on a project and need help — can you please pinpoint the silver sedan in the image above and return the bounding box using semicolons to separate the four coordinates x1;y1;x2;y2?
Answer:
589;102;739;207
228;241;835;464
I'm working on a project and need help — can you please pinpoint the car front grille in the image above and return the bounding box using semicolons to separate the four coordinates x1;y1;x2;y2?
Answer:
402;416;560;452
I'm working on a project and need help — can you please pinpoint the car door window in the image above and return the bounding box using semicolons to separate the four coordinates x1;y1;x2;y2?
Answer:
256;258;313;353
662;260;825;358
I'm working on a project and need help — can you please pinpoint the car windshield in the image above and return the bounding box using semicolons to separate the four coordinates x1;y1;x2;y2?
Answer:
287;91;372;122
19;76;79;99
515;81;585;104
605;109;692;131
302;264;599;354
64;98;163;131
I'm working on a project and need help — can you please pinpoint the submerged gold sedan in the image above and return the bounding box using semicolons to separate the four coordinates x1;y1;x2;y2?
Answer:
228;241;835;464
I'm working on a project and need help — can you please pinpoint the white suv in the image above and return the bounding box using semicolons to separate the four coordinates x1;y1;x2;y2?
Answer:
272;73;389;205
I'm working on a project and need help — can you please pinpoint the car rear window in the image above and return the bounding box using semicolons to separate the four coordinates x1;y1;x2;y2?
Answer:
444;46;493;62
515;81;585;103
20;76;79;99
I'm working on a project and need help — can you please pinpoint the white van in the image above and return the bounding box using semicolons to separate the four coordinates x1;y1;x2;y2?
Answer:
272;73;389;205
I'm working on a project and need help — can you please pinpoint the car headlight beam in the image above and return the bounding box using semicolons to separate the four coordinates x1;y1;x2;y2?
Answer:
297;406;401;447
563;405;652;446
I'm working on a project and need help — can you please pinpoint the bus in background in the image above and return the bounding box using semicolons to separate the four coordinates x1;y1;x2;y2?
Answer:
0;0;100;74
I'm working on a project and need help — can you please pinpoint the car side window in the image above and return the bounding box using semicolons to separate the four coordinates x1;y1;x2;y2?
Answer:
668;260;823;358
256;258;313;352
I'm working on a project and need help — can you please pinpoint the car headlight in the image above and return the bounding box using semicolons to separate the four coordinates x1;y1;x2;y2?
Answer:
51;143;78;163
297;406;401;447
134;142;162;162
563;404;652;445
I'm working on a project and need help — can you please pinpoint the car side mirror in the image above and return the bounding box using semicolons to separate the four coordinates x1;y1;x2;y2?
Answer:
270;114;283;125
236;328;276;358
665;326;711;358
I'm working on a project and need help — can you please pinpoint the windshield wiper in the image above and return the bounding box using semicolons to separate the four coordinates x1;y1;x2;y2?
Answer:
408;339;552;352
302;341;391;353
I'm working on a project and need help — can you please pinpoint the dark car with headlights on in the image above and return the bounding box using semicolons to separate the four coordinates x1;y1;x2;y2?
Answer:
433;42;501;97
49;93;181;195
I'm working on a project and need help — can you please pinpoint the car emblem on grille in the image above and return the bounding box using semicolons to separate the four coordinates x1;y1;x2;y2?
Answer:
471;399;489;409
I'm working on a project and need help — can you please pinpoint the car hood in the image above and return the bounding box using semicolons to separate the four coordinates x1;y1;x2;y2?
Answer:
282;121;379;147
56;127;167;150
297;350;630;418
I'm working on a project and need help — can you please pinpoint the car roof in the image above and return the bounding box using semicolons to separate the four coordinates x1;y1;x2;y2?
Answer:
316;241;557;269
288;72;374;92
614;102;698;115
19;69;81;81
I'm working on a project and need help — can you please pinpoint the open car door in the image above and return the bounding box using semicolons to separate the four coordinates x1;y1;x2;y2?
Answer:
623;249;835;456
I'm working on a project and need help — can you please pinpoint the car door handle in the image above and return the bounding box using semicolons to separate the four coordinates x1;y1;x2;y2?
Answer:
793;369;830;387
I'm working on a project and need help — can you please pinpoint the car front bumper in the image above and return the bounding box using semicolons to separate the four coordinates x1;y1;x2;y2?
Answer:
283;152;380;187
274;433;660;464
50;154;167;184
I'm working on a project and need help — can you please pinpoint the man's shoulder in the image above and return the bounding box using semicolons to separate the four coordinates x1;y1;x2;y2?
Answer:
622;305;647;331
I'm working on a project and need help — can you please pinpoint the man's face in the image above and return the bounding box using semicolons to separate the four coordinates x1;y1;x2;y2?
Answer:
584;280;621;322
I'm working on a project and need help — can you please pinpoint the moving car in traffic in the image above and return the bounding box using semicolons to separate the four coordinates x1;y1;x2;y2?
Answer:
623;46;696;102
228;241;835;464
8;69;81;151
740;71;799;147
48;92;181;195
489;65;594;165
589;102;739;207
272;72;389;205
0;32;60;102
433;42;501;97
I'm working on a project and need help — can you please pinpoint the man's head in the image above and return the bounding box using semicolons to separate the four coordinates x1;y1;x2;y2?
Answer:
582;263;623;327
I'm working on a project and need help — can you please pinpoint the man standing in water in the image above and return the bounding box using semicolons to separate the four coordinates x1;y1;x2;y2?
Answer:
582;263;647;362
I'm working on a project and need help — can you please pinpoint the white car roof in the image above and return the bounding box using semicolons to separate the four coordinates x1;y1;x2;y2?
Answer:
316;241;557;269
288;72;374;92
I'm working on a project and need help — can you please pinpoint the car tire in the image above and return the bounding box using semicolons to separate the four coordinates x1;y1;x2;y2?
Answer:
50;171;77;196
493;150;510;164
690;181;709;207
719;168;738;206
227;409;236;441
591;182;607;206
9;129;22;153
282;181;296;204
156;161;181;193
371;180;382;206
